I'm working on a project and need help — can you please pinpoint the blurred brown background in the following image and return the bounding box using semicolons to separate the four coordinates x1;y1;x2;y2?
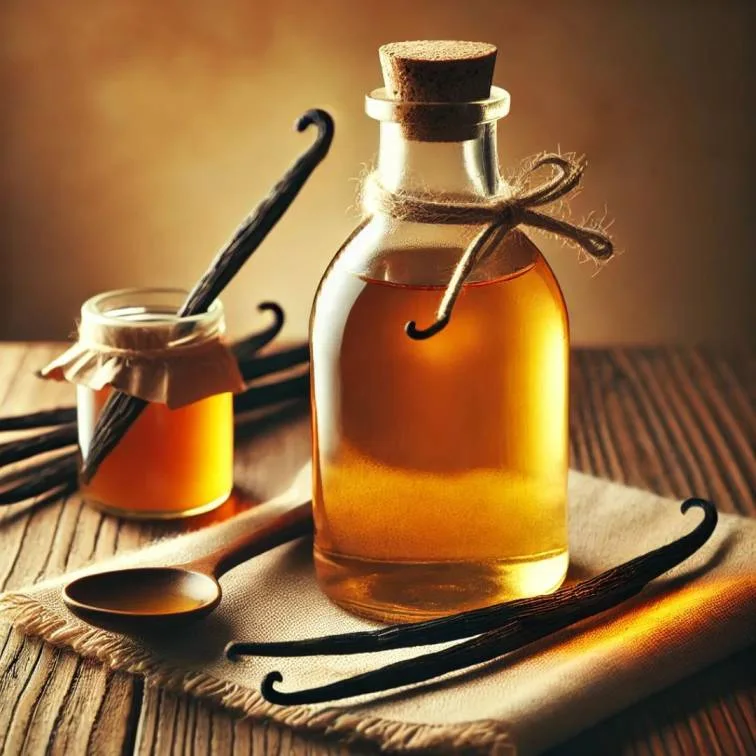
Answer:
1;0;754;345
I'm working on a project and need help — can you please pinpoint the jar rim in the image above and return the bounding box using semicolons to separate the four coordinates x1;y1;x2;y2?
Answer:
81;287;224;330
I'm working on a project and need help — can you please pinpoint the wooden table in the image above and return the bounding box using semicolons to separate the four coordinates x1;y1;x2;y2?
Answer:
0;344;753;755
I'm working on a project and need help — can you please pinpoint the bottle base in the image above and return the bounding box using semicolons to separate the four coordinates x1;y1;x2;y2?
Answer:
314;546;569;623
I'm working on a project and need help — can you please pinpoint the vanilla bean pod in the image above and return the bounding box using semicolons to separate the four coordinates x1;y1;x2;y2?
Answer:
0;371;308;507
80;109;334;483
28;478;79;508
230;592;536;657
0;450;76;487
240;499;717;705
237;345;309;382
0;347;308;455
231;303;285;364
0;454;78;505
0;334;310;509
233;375;309;414
0;334;307;434
0;476;79;510
0;424;78;467
0;407;77;431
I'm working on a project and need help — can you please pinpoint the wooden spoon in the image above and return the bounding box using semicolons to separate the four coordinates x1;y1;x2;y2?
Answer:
63;465;313;631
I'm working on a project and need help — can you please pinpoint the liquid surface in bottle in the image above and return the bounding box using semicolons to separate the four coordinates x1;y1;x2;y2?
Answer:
78;387;234;519
311;236;569;621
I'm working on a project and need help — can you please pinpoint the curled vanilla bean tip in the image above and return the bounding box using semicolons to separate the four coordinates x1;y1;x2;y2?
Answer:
257;301;285;321
224;641;241;660
296;109;335;144
681;497;708;516
225;640;250;659
233;302;287;362
261;671;286;703
253;300;285;348
405;315;450;340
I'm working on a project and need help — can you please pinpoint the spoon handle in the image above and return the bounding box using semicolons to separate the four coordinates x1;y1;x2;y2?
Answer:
185;502;313;578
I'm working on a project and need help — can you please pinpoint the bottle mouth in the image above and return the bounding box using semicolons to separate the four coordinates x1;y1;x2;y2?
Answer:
365;85;510;127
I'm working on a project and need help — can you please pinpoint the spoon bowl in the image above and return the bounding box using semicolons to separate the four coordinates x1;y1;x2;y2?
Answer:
62;465;313;631
64;567;222;629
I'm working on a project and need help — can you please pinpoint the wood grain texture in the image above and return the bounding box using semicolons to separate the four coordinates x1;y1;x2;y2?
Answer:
0;343;753;756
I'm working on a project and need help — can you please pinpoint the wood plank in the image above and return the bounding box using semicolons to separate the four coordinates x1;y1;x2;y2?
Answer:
135;686;361;756
0;344;142;756
83;669;142;756
0;344;753;756
551;348;755;756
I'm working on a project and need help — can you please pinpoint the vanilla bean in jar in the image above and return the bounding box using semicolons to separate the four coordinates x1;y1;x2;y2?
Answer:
310;42;573;622
41;287;244;519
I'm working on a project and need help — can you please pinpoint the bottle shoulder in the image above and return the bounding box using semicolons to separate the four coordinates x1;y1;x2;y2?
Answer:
324;216;562;290
311;217;569;338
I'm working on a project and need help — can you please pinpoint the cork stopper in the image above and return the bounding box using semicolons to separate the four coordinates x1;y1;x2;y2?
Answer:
379;41;497;104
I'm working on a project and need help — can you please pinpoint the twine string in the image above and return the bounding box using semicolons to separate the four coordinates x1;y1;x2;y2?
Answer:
362;153;614;340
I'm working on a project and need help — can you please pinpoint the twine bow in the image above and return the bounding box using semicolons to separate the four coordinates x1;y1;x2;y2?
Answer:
363;153;614;339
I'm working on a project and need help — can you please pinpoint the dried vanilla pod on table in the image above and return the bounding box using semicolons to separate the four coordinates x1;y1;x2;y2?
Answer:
226;498;717;705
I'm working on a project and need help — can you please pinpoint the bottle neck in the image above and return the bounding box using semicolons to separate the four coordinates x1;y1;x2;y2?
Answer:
376;121;502;200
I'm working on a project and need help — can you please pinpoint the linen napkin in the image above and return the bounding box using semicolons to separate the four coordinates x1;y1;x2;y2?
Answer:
1;468;754;755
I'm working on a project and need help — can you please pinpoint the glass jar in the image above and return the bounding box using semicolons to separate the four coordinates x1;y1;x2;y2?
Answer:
310;46;569;622
77;288;234;519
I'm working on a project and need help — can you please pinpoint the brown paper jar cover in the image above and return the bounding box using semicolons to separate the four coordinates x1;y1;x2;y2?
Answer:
38;288;245;409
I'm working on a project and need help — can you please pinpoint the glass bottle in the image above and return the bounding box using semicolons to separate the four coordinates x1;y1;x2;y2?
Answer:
310;42;569;622
77;288;234;519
